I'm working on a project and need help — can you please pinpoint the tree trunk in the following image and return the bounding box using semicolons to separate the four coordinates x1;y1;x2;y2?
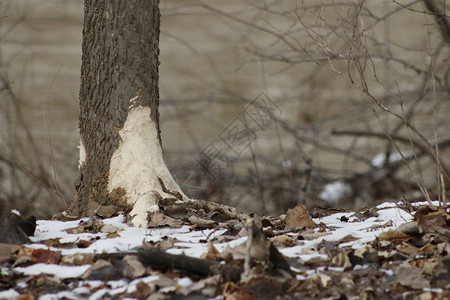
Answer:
66;0;187;227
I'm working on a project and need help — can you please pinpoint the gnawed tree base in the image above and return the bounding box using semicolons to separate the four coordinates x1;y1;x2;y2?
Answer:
105;102;191;228
65;99;244;228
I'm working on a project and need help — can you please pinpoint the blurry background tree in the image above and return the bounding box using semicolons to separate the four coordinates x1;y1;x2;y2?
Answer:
0;0;448;218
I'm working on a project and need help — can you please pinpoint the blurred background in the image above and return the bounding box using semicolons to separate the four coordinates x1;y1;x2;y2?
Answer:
1;0;449;218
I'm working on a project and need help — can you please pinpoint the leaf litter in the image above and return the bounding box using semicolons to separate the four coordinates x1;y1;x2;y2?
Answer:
0;201;448;299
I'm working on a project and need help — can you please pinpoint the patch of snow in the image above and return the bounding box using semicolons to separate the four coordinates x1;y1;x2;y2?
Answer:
108;103;189;228
177;277;193;287
328;267;345;272
213;237;247;253
14;263;90;279
0;267;10;276
0;289;19;298
40;291;78;300
90;289;111;300
376;202;397;208
296;274;306;280
319;180;352;204
16;282;27;289
71;286;91;296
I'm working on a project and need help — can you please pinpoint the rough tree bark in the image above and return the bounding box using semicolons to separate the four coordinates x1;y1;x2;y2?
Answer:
65;0;188;227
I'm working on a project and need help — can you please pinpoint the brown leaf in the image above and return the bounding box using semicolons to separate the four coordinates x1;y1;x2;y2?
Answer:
31;248;61;264
42;238;61;248
270;235;293;248
147;211;183;228
106;232;120;238
284;205;317;230
223;282;255;300
396;242;419;256
0;243;21;264
100;224;123;233
421;258;439;275
363;220;393;231
65;227;85;234
60;253;95;265
378;229;410;242
299;231;331;241
121;255;146;278
77;239;93;248
188;215;216;228
331;252;352;270
201;242;220;261
305;273;332;288
394;261;430;289
132;281;154;299
414;206;449;233
153;236;175;250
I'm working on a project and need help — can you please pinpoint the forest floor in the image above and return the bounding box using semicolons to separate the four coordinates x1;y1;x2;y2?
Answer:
0;200;449;299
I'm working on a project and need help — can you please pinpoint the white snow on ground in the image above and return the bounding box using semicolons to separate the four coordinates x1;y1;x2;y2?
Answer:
14;263;90;279
28;215;226;256
280;203;413;258
0;289;19;299
7;201;439;298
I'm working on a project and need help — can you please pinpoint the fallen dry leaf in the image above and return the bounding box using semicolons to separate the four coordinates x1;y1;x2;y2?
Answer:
299;231;331;241
421;258;439;275
223;281;255;300
285;205;317;230
270;235;293;247
147;211;183;228
42;238;61;248
420;244;436;255
121;255;146;278
31;248;61;264
331;252;352;270
106;232;120;238
100;224;123;233
188;215;216;228
0;243;21;264
306;272;332;288
378;229;410;242
363;220;393;231
152;236;175;250
77;239;93;248
396;242;419;256
131;280;154;299
60;253;95;265
414;206;449;233
394;261;430;289
201;242;220;261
